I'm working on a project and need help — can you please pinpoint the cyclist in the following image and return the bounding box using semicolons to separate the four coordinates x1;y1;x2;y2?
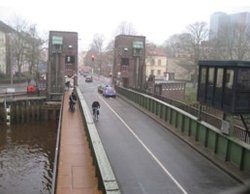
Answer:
92;101;100;116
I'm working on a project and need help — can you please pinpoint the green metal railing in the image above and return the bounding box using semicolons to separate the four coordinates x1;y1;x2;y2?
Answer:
117;87;250;177
76;87;121;194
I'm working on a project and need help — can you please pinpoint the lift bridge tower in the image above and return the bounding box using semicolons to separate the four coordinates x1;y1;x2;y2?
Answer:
47;31;78;100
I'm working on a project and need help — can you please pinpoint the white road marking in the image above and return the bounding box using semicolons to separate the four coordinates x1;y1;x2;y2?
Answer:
99;96;189;194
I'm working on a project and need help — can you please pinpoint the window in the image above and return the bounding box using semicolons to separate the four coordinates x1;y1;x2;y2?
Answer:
201;67;207;84
157;70;161;75
237;68;250;90
224;69;234;107
134;48;141;56
214;68;223;108
198;67;207;102
207;67;215;103
208;68;215;85
150;59;155;66
151;70;154;75
216;68;223;88
121;58;129;66
65;55;75;63
225;69;234;89
158;59;161;66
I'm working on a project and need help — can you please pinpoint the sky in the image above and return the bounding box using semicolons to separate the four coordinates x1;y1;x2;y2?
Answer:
0;0;250;50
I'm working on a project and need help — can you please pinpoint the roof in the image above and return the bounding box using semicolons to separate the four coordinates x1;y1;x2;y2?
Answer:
199;60;250;68
155;80;186;84
0;20;15;33
146;47;166;57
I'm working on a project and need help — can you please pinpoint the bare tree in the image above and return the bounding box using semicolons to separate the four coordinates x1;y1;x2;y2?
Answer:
90;33;105;53
186;22;209;87
25;25;44;75
89;34;105;74
115;21;136;35
164;33;193;58
9;17;44;78
10;18;29;76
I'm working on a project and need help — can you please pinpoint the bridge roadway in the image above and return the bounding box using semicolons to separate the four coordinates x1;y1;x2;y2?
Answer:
56;91;101;194
56;76;245;194
79;78;245;194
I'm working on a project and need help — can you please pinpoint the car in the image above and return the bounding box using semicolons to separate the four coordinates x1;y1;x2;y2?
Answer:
82;72;88;77
27;84;37;94
98;84;110;94
97;84;104;93
85;75;93;82
103;86;116;97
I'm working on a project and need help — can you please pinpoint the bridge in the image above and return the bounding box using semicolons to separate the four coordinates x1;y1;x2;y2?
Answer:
51;75;250;194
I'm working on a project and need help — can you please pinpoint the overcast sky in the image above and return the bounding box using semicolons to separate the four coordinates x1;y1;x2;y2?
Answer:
0;0;250;50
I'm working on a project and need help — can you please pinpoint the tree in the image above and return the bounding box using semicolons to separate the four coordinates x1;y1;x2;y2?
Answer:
10;18;29;76
9;17;45;78
186;22;208;87
89;34;105;74
90;33;105;53
25;25;44;75
115;21;136;35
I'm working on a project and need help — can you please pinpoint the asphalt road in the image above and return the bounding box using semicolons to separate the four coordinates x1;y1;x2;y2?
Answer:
79;76;240;194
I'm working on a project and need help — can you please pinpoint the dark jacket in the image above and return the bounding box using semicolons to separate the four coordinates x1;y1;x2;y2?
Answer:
92;101;100;108
69;93;77;104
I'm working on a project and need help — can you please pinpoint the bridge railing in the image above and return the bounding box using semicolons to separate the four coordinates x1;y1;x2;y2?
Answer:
51;92;64;194
117;86;250;182
75;87;121;194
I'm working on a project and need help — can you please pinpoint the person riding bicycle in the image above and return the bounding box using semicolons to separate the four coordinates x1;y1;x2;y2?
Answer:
92;101;100;116
69;91;77;111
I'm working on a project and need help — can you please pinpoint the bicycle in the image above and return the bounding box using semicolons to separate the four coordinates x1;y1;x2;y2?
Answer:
93;107;99;121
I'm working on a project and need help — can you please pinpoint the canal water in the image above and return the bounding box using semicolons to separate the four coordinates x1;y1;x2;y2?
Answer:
0;121;57;194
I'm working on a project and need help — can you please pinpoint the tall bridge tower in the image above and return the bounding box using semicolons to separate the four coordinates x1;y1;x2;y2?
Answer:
48;31;78;100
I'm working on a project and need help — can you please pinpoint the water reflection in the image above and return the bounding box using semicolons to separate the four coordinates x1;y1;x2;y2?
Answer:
0;121;57;194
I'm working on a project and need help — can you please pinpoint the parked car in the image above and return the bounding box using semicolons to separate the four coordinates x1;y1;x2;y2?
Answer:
27;84;37;94
103;86;116;97
85;75;93;82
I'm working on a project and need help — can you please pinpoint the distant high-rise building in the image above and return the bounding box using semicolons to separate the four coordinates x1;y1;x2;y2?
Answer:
209;11;250;40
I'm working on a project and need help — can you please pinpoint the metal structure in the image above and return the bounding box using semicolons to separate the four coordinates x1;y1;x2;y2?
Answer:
197;60;250;140
48;31;78;100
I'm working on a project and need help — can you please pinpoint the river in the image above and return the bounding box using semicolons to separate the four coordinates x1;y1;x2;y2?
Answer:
0;121;57;194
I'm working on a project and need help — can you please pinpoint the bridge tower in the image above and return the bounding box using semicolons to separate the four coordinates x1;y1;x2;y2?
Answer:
113;35;146;89
48;31;78;100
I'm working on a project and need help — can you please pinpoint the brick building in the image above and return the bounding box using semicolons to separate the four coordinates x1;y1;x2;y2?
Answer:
113;35;146;89
48;31;78;98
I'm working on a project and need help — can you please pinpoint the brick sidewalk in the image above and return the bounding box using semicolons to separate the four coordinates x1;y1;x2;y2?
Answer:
56;91;101;194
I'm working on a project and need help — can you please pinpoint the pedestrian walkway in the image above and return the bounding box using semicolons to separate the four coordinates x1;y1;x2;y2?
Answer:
56;91;101;194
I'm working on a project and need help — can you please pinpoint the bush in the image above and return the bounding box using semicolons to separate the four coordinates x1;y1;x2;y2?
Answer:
184;83;198;104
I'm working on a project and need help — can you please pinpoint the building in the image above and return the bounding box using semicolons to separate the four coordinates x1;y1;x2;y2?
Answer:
48;31;78;98
154;80;186;101
0;20;15;77
145;47;167;81
209;12;250;40
113;34;146;89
